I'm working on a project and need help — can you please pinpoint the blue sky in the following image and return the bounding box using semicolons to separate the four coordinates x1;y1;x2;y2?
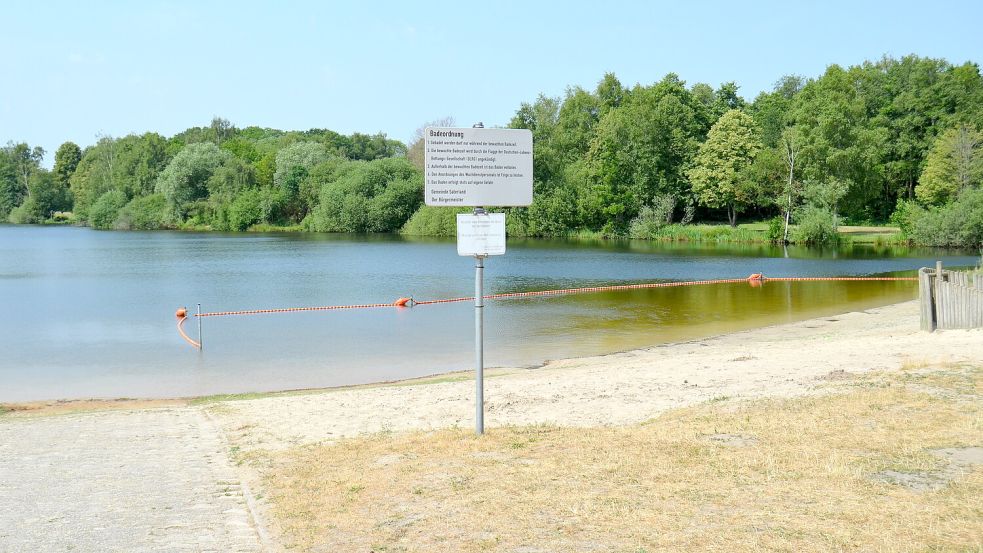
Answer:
2;0;981;164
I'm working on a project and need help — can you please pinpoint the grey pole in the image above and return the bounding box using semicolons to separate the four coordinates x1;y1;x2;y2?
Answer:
475;253;485;435
471;120;486;435
197;303;202;351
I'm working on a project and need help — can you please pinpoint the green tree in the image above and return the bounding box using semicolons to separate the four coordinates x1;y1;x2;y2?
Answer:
909;188;983;248
68;133;171;220
155;142;234;219
916;124;983;205
750;75;804;147
115;133;171;199
406;117;455;171
305;158;422;233
274;142;333;192
88;190;128;229
0;149;21;217
595;72;625;115
53;142;82;187
69;135;117;218
210;117;236;144
584;74;702;231
778;128;803;242
687;110;763;226
3;142;44;201
554;87;602;161
790;64;889;221
114;194;169;230
254;151;276;188
510;94;562;191
26;171;71;219
801;178;849;226
274;141;334;220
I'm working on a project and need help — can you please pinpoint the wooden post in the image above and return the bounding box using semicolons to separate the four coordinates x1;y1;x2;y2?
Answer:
935;261;944;329
957;283;963;327
975;287;982;328
919;268;934;332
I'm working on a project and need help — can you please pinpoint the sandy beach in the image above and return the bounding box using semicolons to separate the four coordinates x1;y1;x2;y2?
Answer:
2;299;981;552
207;300;982;452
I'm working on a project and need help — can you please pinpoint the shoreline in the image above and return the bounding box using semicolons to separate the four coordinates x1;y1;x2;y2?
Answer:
2;298;976;418
207;299;982;452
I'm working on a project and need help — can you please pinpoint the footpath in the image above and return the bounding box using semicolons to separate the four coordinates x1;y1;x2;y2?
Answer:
0;407;265;553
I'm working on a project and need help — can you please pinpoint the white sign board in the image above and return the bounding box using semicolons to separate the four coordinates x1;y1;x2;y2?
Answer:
425;127;533;207
457;213;506;256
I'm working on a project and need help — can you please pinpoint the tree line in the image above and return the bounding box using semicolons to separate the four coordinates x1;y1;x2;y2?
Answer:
2;54;981;247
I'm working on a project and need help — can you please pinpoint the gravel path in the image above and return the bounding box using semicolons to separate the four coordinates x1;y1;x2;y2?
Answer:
0;407;265;553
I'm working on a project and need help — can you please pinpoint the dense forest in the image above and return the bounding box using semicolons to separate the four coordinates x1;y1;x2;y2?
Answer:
2;55;982;247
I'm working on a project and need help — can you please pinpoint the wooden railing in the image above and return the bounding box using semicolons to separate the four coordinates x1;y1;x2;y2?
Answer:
919;261;983;331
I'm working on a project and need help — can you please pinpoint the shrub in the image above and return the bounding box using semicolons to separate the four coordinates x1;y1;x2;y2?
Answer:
521;186;579;236
400;206;468;236
629;204;672;239
791;207;839;245
767;215;785;243
908;188;983;248
7;200;37;224
88;190;128;229
889;199;918;237
114;194;169;230
305;158;422;233
223;189;265;231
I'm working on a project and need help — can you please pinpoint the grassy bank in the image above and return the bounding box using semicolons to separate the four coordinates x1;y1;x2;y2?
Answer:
259;362;982;552
402;212;907;245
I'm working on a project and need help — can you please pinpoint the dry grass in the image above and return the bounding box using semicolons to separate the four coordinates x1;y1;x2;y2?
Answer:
258;365;983;552
837;225;901;234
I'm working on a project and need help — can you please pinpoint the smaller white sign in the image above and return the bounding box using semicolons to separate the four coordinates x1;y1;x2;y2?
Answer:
457;213;506;256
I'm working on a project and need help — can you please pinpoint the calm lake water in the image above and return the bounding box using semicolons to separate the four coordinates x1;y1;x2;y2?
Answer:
0;225;978;402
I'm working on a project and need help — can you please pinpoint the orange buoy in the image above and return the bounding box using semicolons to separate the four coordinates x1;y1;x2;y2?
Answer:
393;297;412;307
175;307;187;319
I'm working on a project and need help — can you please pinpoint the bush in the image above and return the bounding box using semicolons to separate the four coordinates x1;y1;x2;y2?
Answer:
114;194;169;230
628;206;667;239
767;215;785;243
791;207;839;245
400;206;468;236
521;185;579;236
7;199;40;224
908;188;983;248
889;199;918;237
88;190;128;229
221;188;271;231
305;158;422;233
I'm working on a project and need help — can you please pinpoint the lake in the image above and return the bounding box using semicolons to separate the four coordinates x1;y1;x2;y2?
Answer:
0;225;977;402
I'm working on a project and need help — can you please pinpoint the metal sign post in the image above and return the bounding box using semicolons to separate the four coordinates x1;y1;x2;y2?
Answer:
473;231;485;434
458;207;503;435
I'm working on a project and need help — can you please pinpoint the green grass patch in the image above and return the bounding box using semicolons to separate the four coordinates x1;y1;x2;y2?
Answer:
841;231;908;246
643;223;767;243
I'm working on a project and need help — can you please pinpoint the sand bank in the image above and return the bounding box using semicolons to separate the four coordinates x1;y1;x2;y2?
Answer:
208;300;982;452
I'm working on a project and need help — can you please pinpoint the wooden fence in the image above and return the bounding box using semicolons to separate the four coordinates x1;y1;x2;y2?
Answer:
919;262;983;331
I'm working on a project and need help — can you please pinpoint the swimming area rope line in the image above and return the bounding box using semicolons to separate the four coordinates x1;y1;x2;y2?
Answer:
176;274;917;325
